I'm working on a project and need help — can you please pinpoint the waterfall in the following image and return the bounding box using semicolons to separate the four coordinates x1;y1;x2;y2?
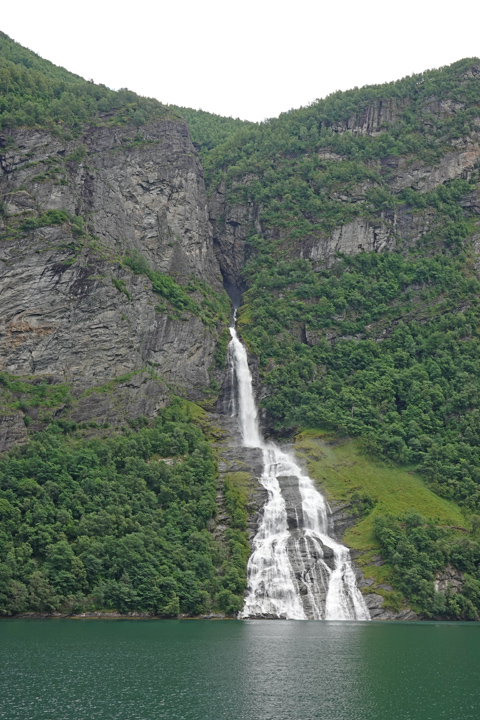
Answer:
228;321;370;621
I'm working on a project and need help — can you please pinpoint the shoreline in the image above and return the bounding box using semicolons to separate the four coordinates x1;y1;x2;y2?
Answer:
1;611;232;620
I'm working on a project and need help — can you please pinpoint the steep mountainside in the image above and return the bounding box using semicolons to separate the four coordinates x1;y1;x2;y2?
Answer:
204;59;480;502
3;31;480;620
202;58;480;619
0;34;247;619
0;119;231;448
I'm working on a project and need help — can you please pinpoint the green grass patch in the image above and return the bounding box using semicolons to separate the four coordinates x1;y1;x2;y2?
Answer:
0;373;72;410
295;429;465;585
112;277;131;300
79;371;142;398
19;209;70;232
181;399;207;422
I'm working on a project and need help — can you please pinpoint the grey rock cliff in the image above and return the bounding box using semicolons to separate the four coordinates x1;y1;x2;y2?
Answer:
209;411;266;547
1;122;222;288
0;407;27;453
327;97;410;136
0;119;227;445
309;216;395;267
209;178;261;290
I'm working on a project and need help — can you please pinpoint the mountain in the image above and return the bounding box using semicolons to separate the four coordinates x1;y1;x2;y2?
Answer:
2;30;480;619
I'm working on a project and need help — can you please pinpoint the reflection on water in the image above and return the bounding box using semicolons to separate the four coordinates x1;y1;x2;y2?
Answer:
239;621;367;720
1;620;480;720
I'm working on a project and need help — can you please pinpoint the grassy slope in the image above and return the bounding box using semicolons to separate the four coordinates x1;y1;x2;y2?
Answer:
296;430;466;587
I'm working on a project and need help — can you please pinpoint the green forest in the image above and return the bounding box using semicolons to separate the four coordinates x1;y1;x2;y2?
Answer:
0;400;246;616
0;31;174;133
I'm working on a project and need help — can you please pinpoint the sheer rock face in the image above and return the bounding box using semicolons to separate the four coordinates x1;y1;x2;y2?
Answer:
0;120;225;443
0;121;222;288
208;178;261;290
0;230;218;389
309;216;395;267
326;97;411;136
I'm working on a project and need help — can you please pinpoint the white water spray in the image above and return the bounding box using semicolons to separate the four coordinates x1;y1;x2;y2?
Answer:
228;320;370;620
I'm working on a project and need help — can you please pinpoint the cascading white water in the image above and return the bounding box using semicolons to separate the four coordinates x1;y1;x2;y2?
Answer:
228;321;370;621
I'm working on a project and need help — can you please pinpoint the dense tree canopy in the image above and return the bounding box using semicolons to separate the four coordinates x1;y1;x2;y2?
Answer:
0;401;245;616
0;31;175;134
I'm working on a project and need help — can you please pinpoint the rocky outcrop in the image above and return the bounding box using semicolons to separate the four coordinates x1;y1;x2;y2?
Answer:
385;140;480;192
0;407;27;453
327;97;410;136
363;591;418;621
435;563;464;594
209;412;266;548
208;179;261;291
310;216;395;267
308;202;439;267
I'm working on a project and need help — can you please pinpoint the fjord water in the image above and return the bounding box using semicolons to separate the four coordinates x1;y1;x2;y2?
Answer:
228;324;369;620
3;619;480;720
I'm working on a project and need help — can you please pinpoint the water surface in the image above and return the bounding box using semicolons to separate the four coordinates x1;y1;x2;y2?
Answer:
2;619;480;719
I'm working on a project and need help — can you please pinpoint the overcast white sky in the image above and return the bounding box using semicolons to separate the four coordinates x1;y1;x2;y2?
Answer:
2;1;479;122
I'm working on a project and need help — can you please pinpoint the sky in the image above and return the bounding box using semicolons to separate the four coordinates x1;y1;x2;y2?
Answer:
2;1;479;122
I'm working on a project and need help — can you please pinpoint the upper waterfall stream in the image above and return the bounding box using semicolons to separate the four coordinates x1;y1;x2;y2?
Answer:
228;321;370;620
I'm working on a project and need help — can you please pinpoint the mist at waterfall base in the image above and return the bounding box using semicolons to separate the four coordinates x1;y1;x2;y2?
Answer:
227;321;369;620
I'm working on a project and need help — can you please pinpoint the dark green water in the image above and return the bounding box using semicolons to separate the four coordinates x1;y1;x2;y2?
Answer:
1;620;480;720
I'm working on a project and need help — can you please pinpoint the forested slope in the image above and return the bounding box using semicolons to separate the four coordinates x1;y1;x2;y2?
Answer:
173;107;254;158
201;59;480;509
0;31;177;132
198;59;480;618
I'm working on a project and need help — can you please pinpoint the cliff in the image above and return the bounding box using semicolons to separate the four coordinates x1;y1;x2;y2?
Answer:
0;119;227;450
